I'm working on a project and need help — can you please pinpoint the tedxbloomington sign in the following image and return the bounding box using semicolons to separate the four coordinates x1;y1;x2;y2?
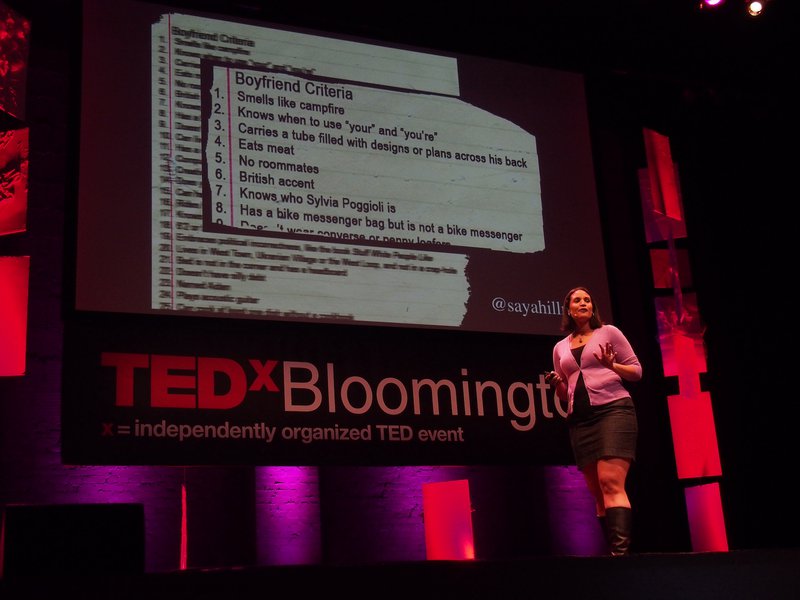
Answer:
63;345;572;466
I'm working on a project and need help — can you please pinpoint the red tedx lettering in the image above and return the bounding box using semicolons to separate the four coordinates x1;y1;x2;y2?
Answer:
101;352;278;409
248;359;279;392
198;357;247;409
151;354;196;408
101;352;149;407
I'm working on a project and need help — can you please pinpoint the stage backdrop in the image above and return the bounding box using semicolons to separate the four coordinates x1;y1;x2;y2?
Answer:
63;0;611;466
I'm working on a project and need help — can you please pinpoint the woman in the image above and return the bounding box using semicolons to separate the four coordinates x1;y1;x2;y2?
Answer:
545;286;642;556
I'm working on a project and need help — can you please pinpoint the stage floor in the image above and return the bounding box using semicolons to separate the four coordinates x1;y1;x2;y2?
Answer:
2;548;799;599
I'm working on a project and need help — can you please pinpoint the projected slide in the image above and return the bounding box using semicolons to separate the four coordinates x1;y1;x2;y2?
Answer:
77;0;610;335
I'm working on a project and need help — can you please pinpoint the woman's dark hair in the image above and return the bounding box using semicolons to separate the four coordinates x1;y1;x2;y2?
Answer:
560;286;604;333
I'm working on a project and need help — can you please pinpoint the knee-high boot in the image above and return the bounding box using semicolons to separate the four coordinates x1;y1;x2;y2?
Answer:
604;506;632;556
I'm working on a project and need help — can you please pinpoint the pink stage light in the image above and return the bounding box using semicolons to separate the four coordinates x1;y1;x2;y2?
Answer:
180;482;188;570
0;255;29;376
0;2;30;122
668;390;722;479
685;483;729;552
255;467;321;566
0;128;28;236
422;479;475;560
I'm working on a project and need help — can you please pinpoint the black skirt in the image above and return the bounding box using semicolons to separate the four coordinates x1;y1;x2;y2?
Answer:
568;396;638;470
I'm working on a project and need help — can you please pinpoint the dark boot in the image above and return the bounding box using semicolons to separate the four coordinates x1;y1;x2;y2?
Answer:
605;506;632;556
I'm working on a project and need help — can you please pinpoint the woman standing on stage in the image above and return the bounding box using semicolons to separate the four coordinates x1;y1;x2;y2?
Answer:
545;286;642;556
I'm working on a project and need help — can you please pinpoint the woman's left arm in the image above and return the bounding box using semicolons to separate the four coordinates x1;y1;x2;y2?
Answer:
609;360;641;382
595;327;642;382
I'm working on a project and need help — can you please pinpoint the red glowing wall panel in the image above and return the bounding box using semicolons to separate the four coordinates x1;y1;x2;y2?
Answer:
0;2;30;122
422;479;475;560
643;128;682;220
684;483;728;552
667;391;722;479
643;127;726;551
180;482;188;570
0;128;28;236
656;296;707;380
0;255;29;376
638;165;686;243
650;248;692;289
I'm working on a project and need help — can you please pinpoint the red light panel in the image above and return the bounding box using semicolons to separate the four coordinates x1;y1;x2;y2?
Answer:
0;255;29;375
422;479;475;560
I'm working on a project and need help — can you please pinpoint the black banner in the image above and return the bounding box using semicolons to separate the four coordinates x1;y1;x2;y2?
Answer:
62;312;572;466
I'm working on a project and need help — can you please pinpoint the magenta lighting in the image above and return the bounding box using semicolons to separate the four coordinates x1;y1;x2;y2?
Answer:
255;467;322;565
544;466;607;556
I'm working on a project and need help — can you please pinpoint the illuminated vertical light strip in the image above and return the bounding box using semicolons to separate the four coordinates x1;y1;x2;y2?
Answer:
422;479;475;560
254;467;322;565
643;121;683;220
180;481;188;570
0;256;29;376
0;128;29;236
684;482;728;552
0;3;29;122
641;128;728;552
0;75;31;376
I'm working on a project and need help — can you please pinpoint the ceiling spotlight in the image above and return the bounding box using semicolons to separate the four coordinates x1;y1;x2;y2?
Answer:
746;1;764;16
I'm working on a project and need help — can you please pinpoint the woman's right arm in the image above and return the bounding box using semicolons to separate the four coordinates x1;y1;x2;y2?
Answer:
548;344;568;401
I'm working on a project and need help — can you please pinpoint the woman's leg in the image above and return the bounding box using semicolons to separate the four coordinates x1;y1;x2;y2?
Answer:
597;457;633;555
597;457;631;509
580;461;605;516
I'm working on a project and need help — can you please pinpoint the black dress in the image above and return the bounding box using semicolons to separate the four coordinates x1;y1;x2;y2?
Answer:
567;345;638;470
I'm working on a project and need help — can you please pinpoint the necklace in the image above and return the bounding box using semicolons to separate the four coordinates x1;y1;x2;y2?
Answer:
573;329;592;344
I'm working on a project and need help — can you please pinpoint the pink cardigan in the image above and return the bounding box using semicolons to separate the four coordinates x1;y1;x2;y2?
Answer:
552;324;642;415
